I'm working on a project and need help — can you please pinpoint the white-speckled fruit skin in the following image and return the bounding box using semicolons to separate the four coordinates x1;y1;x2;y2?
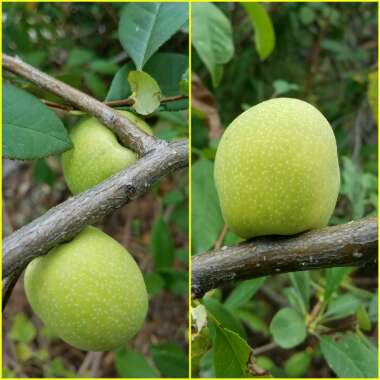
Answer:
214;98;340;239
62;111;153;195
24;226;148;352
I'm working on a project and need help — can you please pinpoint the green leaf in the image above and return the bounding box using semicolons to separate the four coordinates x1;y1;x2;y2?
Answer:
45;357;76;378
89;59;119;75
224;278;265;311
128;70;161;115
145;53;188;97
159;268;188;295
192;3;234;86
191;326;210;377
66;48;94;67
283;287;307;317
223;230;241;246
175;248;188;264
191;160;224;255
180;68;189;95
192;304;208;333
21;51;47;68
369;292;378;322
118;3;188;69
106;62;134;101
284;351;312;377
325;293;361;320
106;53;188;102
242;2;275;61
3;84;72;160
83;71;107;99
272;79;299;96
170;203;188;233
213;324;266;378
9;313;37;343
270;308;307;349
203;296;246;339
150;343;188;378
289;271;310;315
163;190;185;205
2;368;16;378
199;349;214;377
15;342;33;362
299;5;316;25
114;347;159;378
149;215;174;269
33;158;56;187
356;305;372;332
368;71;378;123
235;309;269;336
324;267;353;303
340;156;375;219
320;333;378;378
144;272;165;295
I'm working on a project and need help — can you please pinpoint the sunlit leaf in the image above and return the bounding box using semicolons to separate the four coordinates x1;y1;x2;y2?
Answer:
242;3;275;61
128;70;161;115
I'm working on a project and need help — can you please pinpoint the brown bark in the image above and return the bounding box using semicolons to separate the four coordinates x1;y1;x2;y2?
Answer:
192;217;378;298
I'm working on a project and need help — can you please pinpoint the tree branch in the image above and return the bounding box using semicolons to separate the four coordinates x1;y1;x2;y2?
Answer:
2;55;189;309
105;94;188;107
3;140;188;282
192;217;378;299
3;54;156;156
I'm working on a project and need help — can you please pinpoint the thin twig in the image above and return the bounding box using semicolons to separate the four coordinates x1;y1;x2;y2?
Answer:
105;94;187;107
214;224;228;250
252;341;278;356
3;54;156;155
41;94;188;112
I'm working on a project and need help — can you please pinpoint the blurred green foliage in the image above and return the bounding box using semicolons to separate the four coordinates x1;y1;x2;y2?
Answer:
191;3;377;378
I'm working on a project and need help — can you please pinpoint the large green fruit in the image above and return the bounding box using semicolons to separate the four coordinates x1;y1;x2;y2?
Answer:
214;98;340;239
62;110;153;194
24;226;148;351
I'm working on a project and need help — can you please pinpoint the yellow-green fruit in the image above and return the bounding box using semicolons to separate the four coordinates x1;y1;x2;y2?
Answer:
24;226;148;351
62;111;153;194
214;98;340;239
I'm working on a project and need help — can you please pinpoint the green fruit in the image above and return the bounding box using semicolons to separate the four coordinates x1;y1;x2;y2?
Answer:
214;98;340;239
62;110;153;194
24;226;148;351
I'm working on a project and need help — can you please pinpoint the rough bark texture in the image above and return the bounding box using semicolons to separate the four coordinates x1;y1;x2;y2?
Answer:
3;54;156;155
3;140;188;280
192;217;378;298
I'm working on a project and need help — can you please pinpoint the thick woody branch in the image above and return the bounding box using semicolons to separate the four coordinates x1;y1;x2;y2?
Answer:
192;217;378;299
3;140;188;283
3;54;156;155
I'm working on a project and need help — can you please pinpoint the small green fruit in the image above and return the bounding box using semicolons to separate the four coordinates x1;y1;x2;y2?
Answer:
214;98;340;239
62;110;153;194
24;226;148;351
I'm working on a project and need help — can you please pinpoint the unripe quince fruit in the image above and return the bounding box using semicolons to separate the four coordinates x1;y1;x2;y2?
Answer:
24;226;148;351
62;110;153;194
214;98;340;239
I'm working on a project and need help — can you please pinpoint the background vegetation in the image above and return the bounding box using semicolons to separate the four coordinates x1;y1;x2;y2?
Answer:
191;2;378;378
3;3;188;378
